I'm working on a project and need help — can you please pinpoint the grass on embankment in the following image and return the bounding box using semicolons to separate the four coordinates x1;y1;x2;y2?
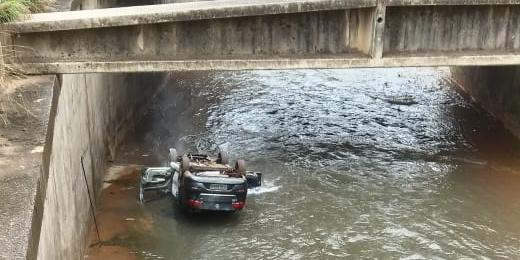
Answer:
0;0;49;23
0;0;50;82
0;0;51;99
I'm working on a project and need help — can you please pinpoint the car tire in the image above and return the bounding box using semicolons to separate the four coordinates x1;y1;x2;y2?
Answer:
235;159;246;175
169;148;177;162
246;172;262;188
218;151;229;165
177;174;187;208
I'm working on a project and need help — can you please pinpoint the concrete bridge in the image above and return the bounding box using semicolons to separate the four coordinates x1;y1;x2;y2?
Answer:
3;0;520;74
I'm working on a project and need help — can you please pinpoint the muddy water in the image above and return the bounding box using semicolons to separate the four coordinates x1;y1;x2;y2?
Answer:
88;68;520;259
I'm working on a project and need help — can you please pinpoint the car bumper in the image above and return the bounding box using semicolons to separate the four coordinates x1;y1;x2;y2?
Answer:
191;193;245;211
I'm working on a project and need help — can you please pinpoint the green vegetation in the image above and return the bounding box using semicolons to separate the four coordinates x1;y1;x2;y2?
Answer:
0;0;49;23
0;0;49;80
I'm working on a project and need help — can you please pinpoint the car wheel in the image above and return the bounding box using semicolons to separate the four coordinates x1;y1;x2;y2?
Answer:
246;172;262;188
169;148;177;162
235;159;246;175
218;150;229;165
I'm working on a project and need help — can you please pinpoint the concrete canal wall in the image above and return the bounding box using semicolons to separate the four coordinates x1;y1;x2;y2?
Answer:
33;1;170;260
36;73;167;260
451;66;520;140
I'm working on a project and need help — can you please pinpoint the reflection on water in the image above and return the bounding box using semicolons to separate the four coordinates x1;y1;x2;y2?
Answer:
96;68;520;259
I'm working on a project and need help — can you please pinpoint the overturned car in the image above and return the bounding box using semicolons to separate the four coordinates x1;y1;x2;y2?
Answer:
139;149;262;212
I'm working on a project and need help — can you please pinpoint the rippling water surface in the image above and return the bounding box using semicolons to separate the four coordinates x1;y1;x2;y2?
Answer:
111;68;520;259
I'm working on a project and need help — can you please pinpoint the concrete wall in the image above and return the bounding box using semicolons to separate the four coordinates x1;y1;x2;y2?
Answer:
36;73;167;260
12;8;374;64
384;5;520;55
451;66;520;139
34;1;169;260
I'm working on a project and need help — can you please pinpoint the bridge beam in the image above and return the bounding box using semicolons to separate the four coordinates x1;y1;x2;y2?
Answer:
2;0;520;74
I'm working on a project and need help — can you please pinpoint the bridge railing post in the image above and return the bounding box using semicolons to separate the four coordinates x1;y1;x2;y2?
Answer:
370;0;386;59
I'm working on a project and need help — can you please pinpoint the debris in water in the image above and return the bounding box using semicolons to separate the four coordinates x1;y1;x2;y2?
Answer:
384;95;418;106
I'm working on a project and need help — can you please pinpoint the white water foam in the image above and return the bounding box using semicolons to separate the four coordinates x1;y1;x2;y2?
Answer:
248;185;281;195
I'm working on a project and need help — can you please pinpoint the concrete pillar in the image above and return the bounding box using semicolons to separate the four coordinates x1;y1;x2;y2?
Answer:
451;66;520;139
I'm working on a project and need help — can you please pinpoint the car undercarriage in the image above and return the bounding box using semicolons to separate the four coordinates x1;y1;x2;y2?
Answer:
139;149;262;213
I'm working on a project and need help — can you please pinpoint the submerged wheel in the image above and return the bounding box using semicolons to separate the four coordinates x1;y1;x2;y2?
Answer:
181;155;190;173
235;160;246;175
217;151;229;165
169;148;177;162
246;172;262;188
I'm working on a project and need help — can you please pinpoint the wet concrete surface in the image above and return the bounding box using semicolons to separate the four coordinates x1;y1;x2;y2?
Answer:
85;166;142;260
88;68;520;259
0;76;54;259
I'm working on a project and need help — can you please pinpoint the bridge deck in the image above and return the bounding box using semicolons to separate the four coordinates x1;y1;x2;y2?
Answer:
5;0;377;33
4;0;520;33
2;0;520;74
